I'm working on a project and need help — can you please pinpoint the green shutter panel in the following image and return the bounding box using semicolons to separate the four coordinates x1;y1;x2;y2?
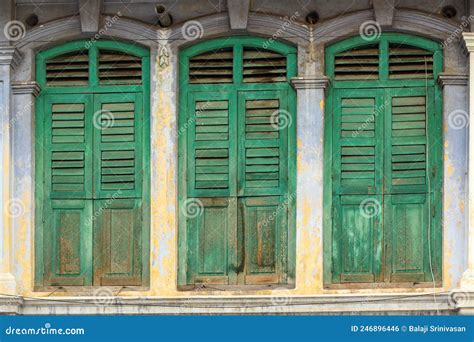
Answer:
239;197;287;284
43;94;93;285
186;198;237;285
185;92;238;285
187;91;237;197
384;88;432;282
92;93;144;285
332;90;383;283
93;199;143;285
237;91;289;284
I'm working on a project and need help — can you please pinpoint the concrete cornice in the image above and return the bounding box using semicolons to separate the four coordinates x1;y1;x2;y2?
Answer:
438;73;469;87
291;76;330;90
0;293;454;315
0;46;22;69
393;9;460;41
12;81;41;96
462;32;474;52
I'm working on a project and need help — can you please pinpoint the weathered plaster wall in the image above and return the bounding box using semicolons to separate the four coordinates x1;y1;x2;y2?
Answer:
0;1;470;304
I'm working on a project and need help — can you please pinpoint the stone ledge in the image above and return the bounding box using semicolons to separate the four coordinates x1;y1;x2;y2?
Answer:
0;293;455;315
291;77;330;90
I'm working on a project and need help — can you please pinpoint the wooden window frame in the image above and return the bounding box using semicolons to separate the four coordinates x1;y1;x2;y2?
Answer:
34;40;151;290
177;36;297;290
323;33;444;288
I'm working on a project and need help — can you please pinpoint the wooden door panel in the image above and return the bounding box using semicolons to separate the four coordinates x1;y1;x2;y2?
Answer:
93;199;143;286
239;196;287;285
44;199;92;286
186;198;237;285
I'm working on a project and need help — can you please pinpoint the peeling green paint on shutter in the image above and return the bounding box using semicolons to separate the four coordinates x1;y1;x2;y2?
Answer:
178;37;297;288
35;40;150;288
325;33;442;286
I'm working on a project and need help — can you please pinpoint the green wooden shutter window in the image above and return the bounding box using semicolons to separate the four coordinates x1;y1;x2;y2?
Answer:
35;40;150;288
178;37;297;288
324;33;443;286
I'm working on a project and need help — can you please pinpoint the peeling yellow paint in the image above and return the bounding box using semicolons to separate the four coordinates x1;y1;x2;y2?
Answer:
319;100;324;110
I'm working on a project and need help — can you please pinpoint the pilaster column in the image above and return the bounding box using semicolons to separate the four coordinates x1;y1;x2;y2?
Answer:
461;34;474;291
290;76;329;289
0;46;22;294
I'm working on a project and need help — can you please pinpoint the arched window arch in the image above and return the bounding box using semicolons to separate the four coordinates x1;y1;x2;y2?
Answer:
324;33;443;286
177;36;297;288
35;40;150;288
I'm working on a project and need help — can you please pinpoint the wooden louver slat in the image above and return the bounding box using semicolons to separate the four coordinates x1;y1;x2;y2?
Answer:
46;51;89;86
193;99;231;192
243;48;286;83
334;45;379;80
390;95;427;192
189;48;233;84
244;99;281;190
98;50;142;85
50;102;87;196
389;44;433;79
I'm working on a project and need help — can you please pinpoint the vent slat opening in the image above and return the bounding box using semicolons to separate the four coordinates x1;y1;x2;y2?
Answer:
334;45;379;81
46;51;89;86
189;48;233;84
98;50;142;85
243;48;286;83
389;44;433;79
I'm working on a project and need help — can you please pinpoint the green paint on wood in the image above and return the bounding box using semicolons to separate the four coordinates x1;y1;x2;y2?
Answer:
35;40;150;288
324;33;443;286
178;37;297;287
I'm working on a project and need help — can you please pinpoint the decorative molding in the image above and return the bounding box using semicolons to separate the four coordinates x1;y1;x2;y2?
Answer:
314;10;373;43
12;81;41;96
247;13;308;45
373;0;395;27
0;46;22;68
291;77;330;90
79;0;102;33
17;16;158;51
227;0;250;30
393;9;460;41
438;73;468;87
463;32;474;52
0;293;453;315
